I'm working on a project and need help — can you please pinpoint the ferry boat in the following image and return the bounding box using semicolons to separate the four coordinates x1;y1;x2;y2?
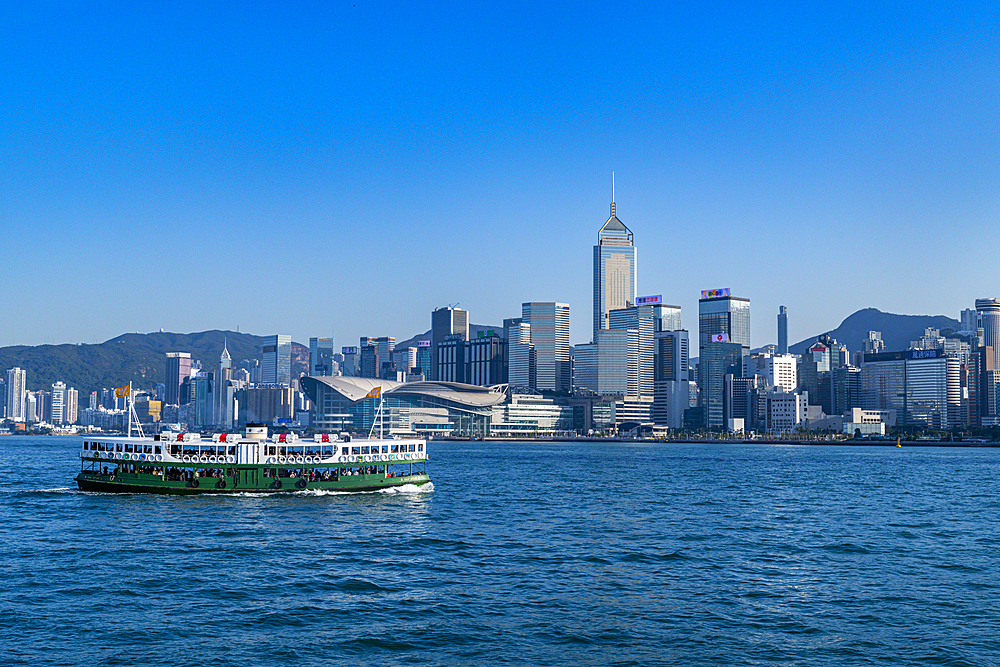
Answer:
75;424;430;494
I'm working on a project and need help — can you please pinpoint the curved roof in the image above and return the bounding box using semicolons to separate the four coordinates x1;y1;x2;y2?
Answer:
302;376;506;408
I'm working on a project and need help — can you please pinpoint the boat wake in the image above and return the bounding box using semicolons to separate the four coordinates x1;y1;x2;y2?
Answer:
297;482;435;496
0;487;79;495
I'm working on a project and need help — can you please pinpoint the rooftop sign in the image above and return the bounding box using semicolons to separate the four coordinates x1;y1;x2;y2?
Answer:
636;295;662;305
417;340;431;348
701;288;731;299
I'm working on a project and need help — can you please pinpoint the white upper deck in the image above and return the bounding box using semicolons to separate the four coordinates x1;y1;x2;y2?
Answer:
81;427;426;466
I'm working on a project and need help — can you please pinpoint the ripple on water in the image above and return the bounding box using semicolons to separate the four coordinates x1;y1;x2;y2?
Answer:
5;437;1000;666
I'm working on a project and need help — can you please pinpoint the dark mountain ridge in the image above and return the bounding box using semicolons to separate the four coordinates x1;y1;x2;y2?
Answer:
789;308;961;355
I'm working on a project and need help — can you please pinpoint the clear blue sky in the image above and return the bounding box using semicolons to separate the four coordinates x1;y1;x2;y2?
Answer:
3;2;998;353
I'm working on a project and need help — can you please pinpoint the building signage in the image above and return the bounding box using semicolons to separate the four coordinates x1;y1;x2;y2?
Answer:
865;348;947;363
253;383;289;390
701;288;731;299
635;295;662;305
711;333;730;342
444;333;464;341
342;346;358;355
477;330;497;338
417;340;431;348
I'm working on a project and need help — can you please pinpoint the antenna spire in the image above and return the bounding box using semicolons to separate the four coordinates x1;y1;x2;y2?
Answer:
611;171;616;218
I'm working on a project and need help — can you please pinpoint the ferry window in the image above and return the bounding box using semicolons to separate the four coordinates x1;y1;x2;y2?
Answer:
391;445;399;453
361;446;370;455
382;446;389;453
351;447;360;455
418;444;423;451
154;446;161;454
341;447;348;455
229;446;236;455
408;445;415;452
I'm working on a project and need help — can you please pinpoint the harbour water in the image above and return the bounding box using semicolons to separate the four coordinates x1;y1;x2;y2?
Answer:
4;436;1000;666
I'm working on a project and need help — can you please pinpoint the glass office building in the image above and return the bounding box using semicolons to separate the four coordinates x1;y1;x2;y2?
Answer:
698;291;751;353
262;335;292;385
593;202;636;340
862;350;962;429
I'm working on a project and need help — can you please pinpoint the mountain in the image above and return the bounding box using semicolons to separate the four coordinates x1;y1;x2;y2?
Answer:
0;331;308;398
789;308;962;355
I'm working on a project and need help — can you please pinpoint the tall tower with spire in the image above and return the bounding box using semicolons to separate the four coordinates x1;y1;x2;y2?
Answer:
593;174;636;340
215;339;233;427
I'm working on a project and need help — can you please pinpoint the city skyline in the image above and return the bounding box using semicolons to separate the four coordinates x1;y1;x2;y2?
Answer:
3;3;997;351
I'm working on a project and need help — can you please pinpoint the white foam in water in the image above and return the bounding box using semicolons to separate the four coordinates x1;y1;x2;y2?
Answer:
297;482;434;496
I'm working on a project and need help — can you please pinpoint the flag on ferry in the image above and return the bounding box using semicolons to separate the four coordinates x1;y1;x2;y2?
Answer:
366;386;381;399
114;384;131;397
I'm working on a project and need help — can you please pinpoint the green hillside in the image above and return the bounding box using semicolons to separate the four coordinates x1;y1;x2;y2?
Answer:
0;331;308;397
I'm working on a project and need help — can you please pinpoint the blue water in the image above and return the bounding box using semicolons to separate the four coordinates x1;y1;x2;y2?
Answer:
3;436;1000;666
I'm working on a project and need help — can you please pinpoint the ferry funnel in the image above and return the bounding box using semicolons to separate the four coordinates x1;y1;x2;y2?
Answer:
245;423;268;441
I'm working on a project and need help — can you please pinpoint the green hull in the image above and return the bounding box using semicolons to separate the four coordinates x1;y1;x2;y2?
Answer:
76;466;430;495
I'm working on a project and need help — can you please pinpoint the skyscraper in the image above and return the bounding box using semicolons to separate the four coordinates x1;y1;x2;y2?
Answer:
51;381;66;425
340;346;359;377
698;289;750;428
505;317;535;390
216;340;233;426
25;392;37;423
595;328;639;397
593;199;636;340
522;302;571;393
609;299;683;398
6;368;26;423
65;387;78;425
358;336;395;379
262;335;292;385
431;307;468;381
415;341;431;378
309;337;335;376
653;329;690;428
165;352;192;404
976;299;1000;368
700;341;744;428
778;306;788;354
698;288;751;354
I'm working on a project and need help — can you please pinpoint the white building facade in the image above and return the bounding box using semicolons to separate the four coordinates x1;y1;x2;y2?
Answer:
6;367;26;423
